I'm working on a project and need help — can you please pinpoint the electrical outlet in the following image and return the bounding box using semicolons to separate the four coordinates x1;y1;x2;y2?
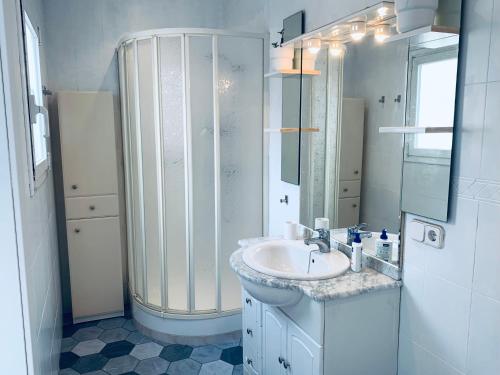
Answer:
423;223;445;249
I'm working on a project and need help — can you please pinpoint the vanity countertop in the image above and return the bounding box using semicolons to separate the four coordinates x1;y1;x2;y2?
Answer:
231;237;402;303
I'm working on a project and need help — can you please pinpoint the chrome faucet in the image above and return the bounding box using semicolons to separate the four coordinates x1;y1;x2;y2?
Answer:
347;223;372;245
304;228;331;253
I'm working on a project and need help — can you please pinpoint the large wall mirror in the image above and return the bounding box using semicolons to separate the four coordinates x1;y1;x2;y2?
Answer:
281;1;462;270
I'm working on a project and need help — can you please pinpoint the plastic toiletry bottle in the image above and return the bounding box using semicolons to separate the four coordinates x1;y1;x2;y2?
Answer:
351;233;362;272
376;229;393;261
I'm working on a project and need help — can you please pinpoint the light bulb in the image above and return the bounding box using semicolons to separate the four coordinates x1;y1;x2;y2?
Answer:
329;41;346;58
350;21;366;42
374;24;391;43
304;38;321;54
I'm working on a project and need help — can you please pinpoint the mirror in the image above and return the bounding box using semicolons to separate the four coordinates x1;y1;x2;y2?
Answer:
294;3;461;268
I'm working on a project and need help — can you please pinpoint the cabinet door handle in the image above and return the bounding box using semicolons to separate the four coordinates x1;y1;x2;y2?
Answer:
71;184;78;190
343;188;348;192
283;360;291;370
352;203;358;208
278;356;284;364
245;298;252;305
246;328;253;336
354;170;359;175
89;205;95;211
74;228;80;233
246;357;253;365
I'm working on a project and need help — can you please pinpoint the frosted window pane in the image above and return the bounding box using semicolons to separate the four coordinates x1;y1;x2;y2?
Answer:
125;43;144;300
219;36;263;311
414;57;457;150
189;35;217;311
160;36;189;312
137;39;162;307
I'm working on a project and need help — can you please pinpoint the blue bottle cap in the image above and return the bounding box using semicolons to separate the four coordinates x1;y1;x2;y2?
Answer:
380;229;388;240
354;232;362;244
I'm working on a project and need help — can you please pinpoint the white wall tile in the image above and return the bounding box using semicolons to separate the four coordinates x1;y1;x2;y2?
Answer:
472;201;500;300
460;0;494;84
466;293;500;375
453;83;486;179
480;82;500;181
398;337;465;375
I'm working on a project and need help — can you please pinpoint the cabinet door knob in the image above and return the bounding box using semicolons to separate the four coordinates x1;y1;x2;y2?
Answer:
89;205;95;211
246;358;253;365
352;204;358;208
74;228;80;233
278;357;284;364
246;328;253;336
343;188;348;192
354;170;359;175
283;361;291;370
71;184;78;190
245;298;252;305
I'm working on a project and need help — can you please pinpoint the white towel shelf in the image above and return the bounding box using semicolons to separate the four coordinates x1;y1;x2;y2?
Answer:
379;126;453;134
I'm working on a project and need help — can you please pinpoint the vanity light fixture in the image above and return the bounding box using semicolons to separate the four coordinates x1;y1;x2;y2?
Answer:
374;24;391;43
329;41;346;58
304;38;322;54
377;6;390;17
350;21;366;41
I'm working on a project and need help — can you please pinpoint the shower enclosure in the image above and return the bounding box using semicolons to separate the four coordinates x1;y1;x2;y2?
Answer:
118;29;264;337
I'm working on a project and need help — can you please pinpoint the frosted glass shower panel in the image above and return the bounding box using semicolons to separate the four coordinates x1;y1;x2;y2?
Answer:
137;39;162;307
218;36;263;311
159;36;189;311
188;35;217;311
125;42;145;301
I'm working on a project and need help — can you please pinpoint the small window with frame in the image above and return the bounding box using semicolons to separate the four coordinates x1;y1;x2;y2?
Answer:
23;11;50;189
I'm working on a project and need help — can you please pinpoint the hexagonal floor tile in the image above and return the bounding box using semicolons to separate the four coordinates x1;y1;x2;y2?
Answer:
190;345;222;364
123;319;137;332
72;339;106;356
72;326;103;342
59;352;79;369
99;328;130;343
97;317;126;330
71;353;108;374
103;355;139;375
101;340;135;358
232;364;243;375
61;337;77;353
199;360;233;375
220;346;242;365
160;344;193;362
130;342;163;360
166;358;201;375
215;340;240;350
135;357;169;375
126;331;152;345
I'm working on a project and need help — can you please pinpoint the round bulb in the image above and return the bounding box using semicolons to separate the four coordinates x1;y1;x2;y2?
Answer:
350;21;366;41
374;24;391;43
329;41;346;58
377;6;389;17
304;38;321;54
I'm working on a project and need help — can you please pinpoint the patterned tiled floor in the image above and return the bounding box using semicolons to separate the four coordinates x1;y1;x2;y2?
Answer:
59;316;243;375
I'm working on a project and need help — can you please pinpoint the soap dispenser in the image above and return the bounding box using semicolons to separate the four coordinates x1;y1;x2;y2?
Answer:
376;229;393;261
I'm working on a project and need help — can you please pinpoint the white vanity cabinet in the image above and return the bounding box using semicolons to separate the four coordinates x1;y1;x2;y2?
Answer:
242;287;400;375
58;91;124;323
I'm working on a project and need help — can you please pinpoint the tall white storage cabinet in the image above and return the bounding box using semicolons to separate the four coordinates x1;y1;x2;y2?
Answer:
58;91;124;323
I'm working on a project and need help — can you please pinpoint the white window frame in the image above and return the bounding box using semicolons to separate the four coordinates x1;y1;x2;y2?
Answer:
22;11;50;190
404;45;458;165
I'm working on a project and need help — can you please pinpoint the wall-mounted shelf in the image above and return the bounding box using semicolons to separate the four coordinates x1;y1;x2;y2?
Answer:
264;127;320;133
264;69;321;78
379;126;453;134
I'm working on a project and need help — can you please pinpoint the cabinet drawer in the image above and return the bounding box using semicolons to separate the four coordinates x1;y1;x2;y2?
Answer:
338;180;361;198
65;195;119;219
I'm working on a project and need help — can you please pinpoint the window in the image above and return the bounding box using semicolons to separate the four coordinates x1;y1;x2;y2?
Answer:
23;12;49;185
406;46;458;161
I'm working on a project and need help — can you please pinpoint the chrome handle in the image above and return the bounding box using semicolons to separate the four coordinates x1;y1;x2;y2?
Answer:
246;328;253;336
245;298;252;305
278;356;284;364
89;205;95;211
283;360;291;370
246;358;253;365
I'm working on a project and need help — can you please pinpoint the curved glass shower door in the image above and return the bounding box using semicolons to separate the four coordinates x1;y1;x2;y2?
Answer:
118;29;264;316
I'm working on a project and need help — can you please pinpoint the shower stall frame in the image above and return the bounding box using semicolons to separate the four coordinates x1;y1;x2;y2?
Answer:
117;28;268;338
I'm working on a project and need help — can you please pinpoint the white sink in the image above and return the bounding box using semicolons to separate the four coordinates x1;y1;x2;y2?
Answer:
243;240;350;281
